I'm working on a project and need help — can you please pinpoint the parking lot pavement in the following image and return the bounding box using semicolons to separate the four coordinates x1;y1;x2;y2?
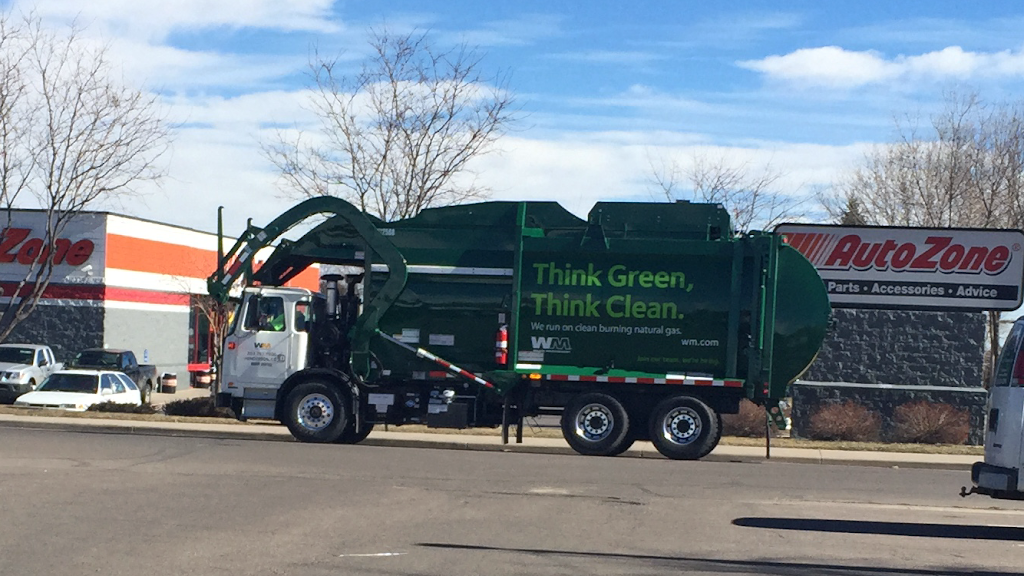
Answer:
151;385;211;407
0;403;981;470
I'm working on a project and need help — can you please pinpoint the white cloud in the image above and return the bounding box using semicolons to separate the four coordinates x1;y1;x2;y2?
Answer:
24;0;339;41
739;45;1024;88
106;40;303;92
465;133;869;220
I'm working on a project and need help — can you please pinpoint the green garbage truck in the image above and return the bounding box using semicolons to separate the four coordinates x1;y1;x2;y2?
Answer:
210;197;830;459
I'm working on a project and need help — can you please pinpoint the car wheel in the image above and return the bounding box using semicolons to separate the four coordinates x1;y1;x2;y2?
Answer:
647;395;719;460
560;392;631;456
28;379;36;391
283;381;349;443
140;384;151;405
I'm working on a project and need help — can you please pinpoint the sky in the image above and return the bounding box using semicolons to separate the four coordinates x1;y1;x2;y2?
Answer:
10;0;1024;235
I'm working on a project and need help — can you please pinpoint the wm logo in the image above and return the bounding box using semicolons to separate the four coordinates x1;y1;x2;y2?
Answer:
531;336;571;352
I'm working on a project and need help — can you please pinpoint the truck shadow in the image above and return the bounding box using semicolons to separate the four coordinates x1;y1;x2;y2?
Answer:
418;542;1015;575
733;517;1024;541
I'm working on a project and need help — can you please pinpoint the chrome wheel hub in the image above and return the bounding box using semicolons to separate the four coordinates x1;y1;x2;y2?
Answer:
297;393;335;431
575;403;614;442
661;407;701;445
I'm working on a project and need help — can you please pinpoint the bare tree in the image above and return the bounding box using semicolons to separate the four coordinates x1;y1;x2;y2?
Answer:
264;28;515;222
827;90;1024;384
648;150;804;232
0;14;168;342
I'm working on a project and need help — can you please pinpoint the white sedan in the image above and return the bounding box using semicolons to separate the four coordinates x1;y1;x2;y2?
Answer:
13;370;142;411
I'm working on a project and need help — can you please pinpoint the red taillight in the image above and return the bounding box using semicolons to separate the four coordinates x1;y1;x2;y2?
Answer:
1011;345;1024;385
494;324;508;365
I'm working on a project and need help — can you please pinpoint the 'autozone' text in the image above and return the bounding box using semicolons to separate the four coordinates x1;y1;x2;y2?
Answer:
824;235;1011;275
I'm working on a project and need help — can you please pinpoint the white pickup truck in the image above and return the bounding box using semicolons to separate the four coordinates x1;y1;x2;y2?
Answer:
0;344;63;403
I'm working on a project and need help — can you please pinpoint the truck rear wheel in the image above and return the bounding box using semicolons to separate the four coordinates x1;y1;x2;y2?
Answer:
561;393;631;456
283;381;349;443
648;395;719;460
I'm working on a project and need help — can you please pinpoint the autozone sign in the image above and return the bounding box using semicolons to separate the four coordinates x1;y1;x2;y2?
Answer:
775;224;1024;311
0;228;95;266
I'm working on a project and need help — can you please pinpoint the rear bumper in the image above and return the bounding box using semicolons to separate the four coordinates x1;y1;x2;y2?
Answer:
970;461;1024;500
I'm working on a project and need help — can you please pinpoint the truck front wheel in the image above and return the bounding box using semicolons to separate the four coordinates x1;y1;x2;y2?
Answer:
283;381;349;443
561;393;631;456
648;395;719;460
335;422;374;444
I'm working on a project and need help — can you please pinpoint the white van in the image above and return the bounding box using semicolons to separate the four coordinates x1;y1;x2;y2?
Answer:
962;317;1024;500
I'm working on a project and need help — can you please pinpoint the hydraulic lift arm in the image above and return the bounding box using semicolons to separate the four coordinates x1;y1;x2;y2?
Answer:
207;197;409;378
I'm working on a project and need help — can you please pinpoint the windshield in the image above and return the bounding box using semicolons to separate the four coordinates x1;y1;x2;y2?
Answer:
0;347;34;364
38;373;98;393
73;351;119;368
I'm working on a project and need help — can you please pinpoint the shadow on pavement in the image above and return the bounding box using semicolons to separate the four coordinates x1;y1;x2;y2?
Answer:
418;542;1012;575
733;517;1024;541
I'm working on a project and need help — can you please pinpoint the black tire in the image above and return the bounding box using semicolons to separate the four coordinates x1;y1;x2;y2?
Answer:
560;392;631;456
140;383;151;405
282;381;349;443
606;435;636;457
648;395;719;460
335;421;374;444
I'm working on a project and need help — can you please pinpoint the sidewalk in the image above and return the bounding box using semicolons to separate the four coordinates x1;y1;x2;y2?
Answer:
0;400;979;470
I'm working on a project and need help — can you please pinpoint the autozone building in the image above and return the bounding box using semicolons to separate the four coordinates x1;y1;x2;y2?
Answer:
0;210;318;382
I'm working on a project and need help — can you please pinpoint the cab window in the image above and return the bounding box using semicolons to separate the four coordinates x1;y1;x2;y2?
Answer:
243;296;286;333
993;321;1024;387
295;301;310;332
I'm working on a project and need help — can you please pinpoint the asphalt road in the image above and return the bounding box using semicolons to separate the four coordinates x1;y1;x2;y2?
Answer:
1;428;1023;576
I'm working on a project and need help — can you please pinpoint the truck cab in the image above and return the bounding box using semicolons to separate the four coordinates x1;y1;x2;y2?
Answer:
220;287;316;420
965;317;1024;499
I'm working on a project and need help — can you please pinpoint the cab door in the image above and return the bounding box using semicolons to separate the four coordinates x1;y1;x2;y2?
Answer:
223;293;295;389
985;320;1024;472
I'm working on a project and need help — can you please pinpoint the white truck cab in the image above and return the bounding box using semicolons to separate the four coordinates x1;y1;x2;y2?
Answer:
220;286;316;420
964;317;1024;500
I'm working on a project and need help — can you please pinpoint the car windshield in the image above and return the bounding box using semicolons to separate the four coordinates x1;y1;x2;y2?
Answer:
0;347;34;364
73;351;119;368
38;373;98;393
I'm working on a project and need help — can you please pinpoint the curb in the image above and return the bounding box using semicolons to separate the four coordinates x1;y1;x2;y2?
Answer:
0;416;976;470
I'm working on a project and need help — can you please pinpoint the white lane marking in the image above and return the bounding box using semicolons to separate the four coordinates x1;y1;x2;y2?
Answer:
338;552;406;558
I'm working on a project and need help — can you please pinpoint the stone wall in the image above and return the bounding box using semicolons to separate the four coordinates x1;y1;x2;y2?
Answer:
796;309;989;445
803;309;986;387
6;304;104;363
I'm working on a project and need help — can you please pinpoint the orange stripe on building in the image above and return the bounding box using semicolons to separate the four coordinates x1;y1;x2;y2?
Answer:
106;233;320;291
107;234;218;278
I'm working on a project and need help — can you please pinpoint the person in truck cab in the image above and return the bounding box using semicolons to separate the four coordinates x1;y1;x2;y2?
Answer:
259;298;286;332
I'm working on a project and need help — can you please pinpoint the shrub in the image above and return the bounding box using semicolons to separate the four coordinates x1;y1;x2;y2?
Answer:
722;399;770;437
87;401;159;414
163;396;235;418
806;400;881;442
892;401;969;445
